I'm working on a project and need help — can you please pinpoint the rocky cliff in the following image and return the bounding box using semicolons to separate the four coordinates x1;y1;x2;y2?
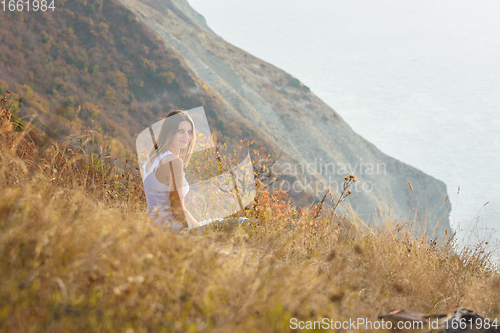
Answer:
119;0;452;238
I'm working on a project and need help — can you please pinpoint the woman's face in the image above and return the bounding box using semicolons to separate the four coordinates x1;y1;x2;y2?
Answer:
171;120;193;150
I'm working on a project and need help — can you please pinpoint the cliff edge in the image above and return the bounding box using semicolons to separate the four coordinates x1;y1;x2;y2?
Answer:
119;0;452;239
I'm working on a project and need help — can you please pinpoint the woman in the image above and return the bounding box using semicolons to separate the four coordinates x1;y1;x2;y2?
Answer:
142;110;200;229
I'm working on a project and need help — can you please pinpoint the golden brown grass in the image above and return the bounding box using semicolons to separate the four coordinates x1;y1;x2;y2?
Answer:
1;97;500;332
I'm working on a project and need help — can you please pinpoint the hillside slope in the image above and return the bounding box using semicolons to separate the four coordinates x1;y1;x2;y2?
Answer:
118;0;452;238
0;0;247;151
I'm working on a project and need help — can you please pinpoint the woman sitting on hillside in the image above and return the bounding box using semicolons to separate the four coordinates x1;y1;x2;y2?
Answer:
142;109;249;231
142;110;200;230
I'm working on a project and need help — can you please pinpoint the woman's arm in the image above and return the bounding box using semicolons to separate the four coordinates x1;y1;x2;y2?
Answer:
157;157;199;228
183;209;199;228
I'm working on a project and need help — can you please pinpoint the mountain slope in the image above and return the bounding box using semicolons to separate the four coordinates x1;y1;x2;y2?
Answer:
0;0;234;150
118;0;452;237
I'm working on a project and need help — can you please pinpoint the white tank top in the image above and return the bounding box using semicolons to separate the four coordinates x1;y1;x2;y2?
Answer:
142;151;189;211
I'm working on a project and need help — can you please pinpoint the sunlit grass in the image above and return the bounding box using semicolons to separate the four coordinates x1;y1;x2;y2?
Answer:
1;95;500;332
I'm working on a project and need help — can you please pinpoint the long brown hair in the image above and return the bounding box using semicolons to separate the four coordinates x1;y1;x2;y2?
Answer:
148;110;196;168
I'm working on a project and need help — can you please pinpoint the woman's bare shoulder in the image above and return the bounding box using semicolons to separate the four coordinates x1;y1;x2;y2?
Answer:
155;155;183;184
158;154;183;170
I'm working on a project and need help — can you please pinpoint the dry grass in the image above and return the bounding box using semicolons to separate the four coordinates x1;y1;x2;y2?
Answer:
1;97;500;332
